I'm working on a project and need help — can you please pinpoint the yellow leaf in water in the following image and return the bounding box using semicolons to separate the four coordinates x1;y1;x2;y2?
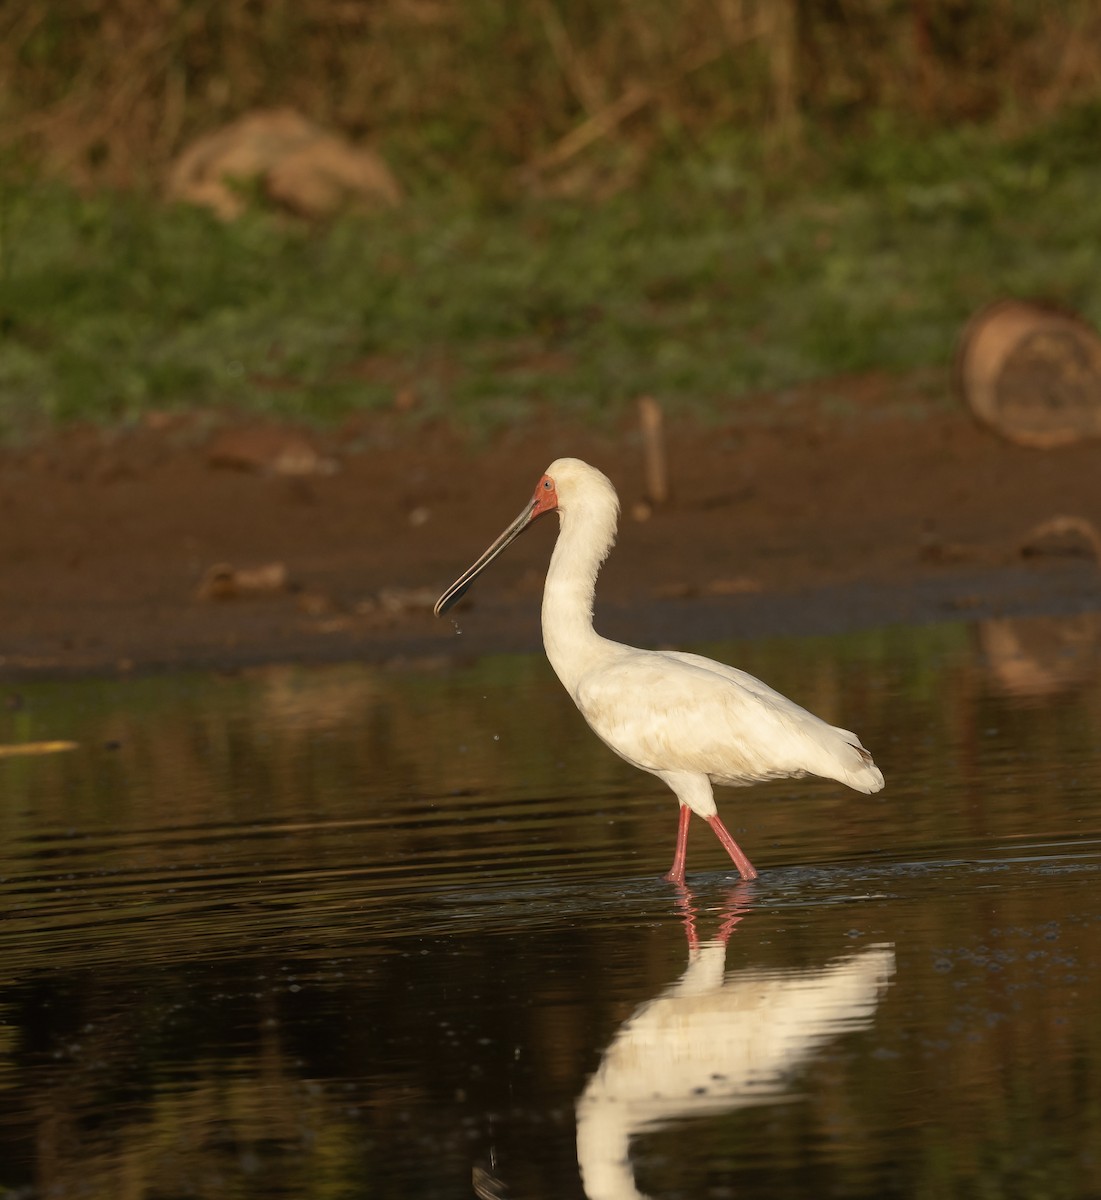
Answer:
0;741;79;758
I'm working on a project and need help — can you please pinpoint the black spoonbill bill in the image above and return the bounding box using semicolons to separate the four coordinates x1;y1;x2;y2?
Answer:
434;458;884;884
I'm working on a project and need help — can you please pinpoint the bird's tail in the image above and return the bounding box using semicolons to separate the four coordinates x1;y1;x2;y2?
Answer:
833;737;884;794
848;744;884;793
796;719;885;794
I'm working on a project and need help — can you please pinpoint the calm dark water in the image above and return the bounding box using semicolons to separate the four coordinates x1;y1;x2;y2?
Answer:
1;614;1100;1199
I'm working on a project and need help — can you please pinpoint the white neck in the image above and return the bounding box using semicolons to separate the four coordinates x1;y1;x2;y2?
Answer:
575;1101;643;1200
541;499;618;693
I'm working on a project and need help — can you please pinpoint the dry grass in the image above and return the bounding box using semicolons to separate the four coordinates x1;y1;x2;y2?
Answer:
1;0;1100;192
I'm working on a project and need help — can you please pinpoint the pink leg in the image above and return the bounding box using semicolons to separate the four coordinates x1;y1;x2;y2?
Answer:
706;814;759;882
717;883;755;941
663;804;692;886
672;883;699;949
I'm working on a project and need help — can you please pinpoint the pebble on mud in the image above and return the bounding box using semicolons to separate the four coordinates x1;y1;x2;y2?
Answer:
197;561;290;601
207;426;338;477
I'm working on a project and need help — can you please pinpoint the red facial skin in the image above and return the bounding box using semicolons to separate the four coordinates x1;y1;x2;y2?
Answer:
531;474;559;519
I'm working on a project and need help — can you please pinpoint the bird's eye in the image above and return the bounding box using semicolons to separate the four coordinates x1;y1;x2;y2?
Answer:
543;478;553;490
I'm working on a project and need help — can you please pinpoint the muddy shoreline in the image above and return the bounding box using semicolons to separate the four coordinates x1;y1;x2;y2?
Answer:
2;395;1100;679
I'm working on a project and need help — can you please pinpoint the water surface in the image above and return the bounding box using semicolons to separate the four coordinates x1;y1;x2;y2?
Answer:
2;615;1100;1198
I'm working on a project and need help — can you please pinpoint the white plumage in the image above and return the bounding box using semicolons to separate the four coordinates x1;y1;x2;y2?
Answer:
436;457;884;884
576;935;896;1200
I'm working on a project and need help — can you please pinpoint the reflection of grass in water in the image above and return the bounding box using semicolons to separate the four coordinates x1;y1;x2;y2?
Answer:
1;112;1100;437
0;627;942;837
2;616;1095;879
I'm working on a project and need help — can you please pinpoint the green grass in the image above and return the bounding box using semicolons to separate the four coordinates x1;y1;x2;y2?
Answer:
1;110;1100;437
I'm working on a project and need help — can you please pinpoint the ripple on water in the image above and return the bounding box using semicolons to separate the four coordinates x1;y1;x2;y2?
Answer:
1;621;1100;1197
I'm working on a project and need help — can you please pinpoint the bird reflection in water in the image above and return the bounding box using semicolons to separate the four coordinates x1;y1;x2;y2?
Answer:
575;888;895;1200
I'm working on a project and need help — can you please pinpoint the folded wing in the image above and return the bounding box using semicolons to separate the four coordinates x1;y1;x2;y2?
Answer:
574;648;883;793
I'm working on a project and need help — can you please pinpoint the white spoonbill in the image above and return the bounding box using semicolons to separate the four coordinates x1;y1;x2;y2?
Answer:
434;458;884;884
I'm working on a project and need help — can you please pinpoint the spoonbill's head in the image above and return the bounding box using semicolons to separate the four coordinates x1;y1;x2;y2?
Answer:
433;458;616;616
541;457;619;517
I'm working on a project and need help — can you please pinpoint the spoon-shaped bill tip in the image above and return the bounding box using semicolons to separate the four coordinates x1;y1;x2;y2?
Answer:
433;580;471;617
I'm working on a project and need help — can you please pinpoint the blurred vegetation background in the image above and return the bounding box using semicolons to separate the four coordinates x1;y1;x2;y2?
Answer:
0;0;1100;432
4;0;1100;189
